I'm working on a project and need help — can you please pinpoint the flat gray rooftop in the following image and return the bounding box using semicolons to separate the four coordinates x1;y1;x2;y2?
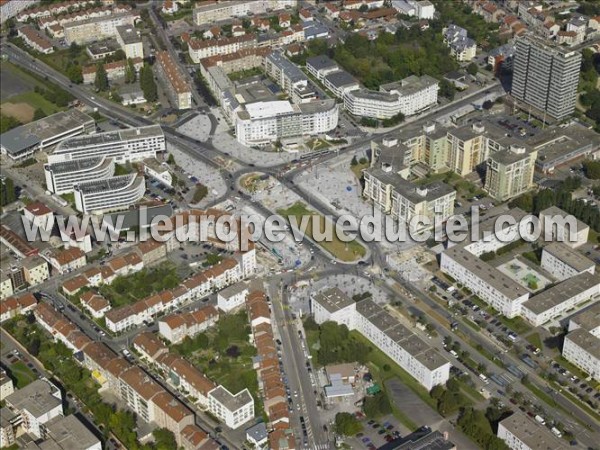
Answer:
306;55;338;72
312;287;354;313
76;174;140;194
56;125;163;152
44;415;100;450
522;272;600;315
543;242;594;272
116;25;141;44
566;328;600;360
87;38;120;55
45;155;109;175
349;89;399;103
380;75;438;97
5;379;61;418
0;109;94;156
499;412;568;450
365;168;455;204
210;386;253;411
324;70;358;89
570;302;600;332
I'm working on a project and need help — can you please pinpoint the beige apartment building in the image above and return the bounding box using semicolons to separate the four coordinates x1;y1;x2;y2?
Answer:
484;144;537;201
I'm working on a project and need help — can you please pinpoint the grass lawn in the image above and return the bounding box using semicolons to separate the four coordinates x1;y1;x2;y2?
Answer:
3;91;63;116
278;202;366;262
463;318;480;332
525;332;542;350
306;138;331;151
37;47;90;75
227;67;263;82
9;361;36;388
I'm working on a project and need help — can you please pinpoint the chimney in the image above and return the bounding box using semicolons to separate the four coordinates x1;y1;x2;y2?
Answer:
472;122;485;133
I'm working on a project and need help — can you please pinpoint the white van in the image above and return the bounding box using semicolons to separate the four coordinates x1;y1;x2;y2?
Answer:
478;373;489;384
449;350;459;358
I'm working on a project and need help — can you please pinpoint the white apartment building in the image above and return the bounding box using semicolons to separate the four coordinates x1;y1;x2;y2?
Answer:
49;125;165;164
217;282;249;312
539;206;589;248
521;273;600;327
207;386;254;429
440;245;530;318
193;0;279;25
306;55;340;81
234;99;338;147
540;243;595;281
1;0;39;23
322;70;360;98
188;34;257;63
4;379;63;439
311;288;450;390
569;302;600;337
17;25;53;54
158;305;219;344
64;12;138;45
74;174;146;214
115;25;143;59
498;412;568;450
443;24;477;62
44;155;115;194
414;0;435;19
563;302;600;381
43;415;102;450
143;158;172;187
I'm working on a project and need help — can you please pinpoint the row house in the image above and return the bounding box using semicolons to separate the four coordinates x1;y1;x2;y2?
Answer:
17;0;97;21
38;5;129;29
157;354;216;408
158;305;219;344
82;58;143;84
188;34;257;64
0;293;37;322
132;331;169;362
17;26;54;54
80;291;111;319
44;247;86;275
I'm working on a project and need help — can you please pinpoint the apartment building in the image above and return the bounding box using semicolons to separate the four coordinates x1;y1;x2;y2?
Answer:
512;35;582;120
44;247;86;274
521;273;600;326
4;379;63;438
17;25;53;53
311;288;450;390
188;34;257;63
563;303;600;381
155;51;192;110
263;51;316;103
115;24;143;59
49;125;165;164
42;414;102;450
443;24;476;61
158;355;216;408
80;291;111;319
234;99;338;146
440;244;529;318
1;0;39;23
63;12;138;44
44;155;115;194
23;202;54;233
142;158;173;187
74;174;145;214
323;70;360;98
447;122;485;176
158;305;219;344
1;109;95;161
208;386;254;429
484;144;537;201
498;412;568;450
193;0;278;25
539;206;589;248
540;243;595;281
306;55;340;81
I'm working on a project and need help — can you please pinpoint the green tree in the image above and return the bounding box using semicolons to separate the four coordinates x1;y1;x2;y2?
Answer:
167;154;176;165
334;412;363;436
94;63;109;91
363;392;392;418
68;41;81;58
0;114;21;134
467;62;479;76
66;63;83;84
583;160;600;180
439;79;455;100
125;58;137;83
140;64;158;102
0;177;17;207
351;155;358;166
152;428;177;450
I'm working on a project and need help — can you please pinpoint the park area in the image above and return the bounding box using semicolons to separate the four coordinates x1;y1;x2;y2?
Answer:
171;311;263;414
278;201;366;262
497;259;551;291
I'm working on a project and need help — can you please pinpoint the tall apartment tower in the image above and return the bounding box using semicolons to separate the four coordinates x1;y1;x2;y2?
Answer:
512;35;582;120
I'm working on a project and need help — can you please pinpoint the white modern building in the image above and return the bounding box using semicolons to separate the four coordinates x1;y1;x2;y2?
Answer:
498;412;568;450
43;415;102;450
63;12;138;45
143;158;173;187
540;243;595;281
563;302;600;381
194;0;279;25
207;386;254;429
49;125;165;164
4;379;63;439
234;99;338;146
74;174;146;214
521;272;600;327
0;0;39;23
44;155;115;194
306;55;340;81
311;288;450;390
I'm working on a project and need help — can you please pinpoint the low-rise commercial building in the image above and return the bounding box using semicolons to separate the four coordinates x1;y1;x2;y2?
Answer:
0;109;95;161
155;51;192;110
74;174;146;214
540;243;595;281
49;125;165;164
